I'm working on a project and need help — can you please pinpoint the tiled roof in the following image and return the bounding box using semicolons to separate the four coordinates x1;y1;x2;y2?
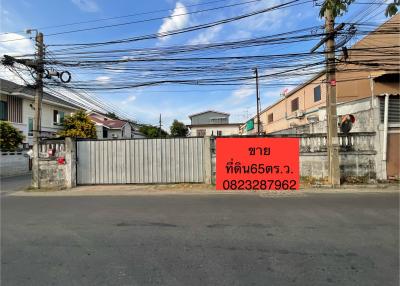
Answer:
89;113;127;129
0;78;81;109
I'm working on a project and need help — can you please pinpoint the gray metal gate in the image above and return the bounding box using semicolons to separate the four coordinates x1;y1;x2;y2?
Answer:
76;138;205;184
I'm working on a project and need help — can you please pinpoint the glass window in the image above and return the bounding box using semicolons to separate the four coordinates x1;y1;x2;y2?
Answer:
291;98;299;112
59;111;65;124
268;113;273;123
53;110;58;124
217;130;222;136
102;127;108;138
28;118;33;136
314;85;321;102
53;110;65;125
0;101;8;120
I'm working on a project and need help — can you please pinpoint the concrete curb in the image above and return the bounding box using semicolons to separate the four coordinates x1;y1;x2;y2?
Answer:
10;184;399;197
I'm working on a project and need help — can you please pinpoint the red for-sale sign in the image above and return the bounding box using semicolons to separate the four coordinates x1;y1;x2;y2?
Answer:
216;138;299;190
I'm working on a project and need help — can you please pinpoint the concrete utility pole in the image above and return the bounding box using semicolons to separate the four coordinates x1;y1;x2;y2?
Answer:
324;8;340;187
32;32;44;189
253;68;261;135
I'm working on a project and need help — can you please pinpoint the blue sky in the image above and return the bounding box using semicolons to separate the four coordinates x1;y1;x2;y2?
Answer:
0;0;388;128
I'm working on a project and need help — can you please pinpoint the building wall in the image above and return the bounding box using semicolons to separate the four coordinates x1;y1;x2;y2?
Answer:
243;75;327;135
190;112;229;125
0;94;76;146
242;15;399;135
95;123;132;139
21;98;75;145
189;125;241;136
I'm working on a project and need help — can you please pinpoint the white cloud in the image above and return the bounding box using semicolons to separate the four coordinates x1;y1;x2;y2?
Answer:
0;34;35;84
188;26;222;45
122;95;137;104
71;0;99;12
234;0;289;35
95;76;111;84
0;33;34;56
158;2;189;41
231;85;254;104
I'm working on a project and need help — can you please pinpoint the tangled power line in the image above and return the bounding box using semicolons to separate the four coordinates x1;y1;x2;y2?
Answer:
1;0;399;121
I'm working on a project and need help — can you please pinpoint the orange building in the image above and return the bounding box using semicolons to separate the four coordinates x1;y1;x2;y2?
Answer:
241;14;399;135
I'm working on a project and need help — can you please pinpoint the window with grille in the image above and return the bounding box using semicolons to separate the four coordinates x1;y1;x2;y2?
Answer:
196;129;206;136
380;96;400;123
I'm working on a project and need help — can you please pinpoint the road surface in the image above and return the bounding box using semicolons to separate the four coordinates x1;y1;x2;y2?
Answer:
1;190;398;285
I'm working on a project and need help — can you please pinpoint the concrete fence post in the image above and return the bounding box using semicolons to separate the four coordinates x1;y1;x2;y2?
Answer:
203;136;212;184
65;137;76;189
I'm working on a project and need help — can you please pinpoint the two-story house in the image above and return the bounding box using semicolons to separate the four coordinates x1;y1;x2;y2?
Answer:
0;78;81;147
187;110;242;137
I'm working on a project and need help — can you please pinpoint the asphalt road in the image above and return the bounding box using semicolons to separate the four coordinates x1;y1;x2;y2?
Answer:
1;191;399;286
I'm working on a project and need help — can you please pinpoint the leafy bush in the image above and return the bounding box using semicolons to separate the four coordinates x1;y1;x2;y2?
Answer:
58;110;97;139
139;125;168;138
0;121;25;151
170;119;188;137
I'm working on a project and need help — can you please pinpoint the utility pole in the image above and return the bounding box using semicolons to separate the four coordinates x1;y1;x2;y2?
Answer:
253;68;261;135
324;8;340;187
32;32;44;189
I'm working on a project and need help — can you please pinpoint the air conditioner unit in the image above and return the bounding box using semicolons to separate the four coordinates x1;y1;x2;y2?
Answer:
296;110;305;118
307;115;319;123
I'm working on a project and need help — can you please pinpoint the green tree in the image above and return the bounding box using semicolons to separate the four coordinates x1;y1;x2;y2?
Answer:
170;119;188;137
386;1;399;17
106;112;119;119
319;0;398;18
0;121;25;151
139;125;168;138
58;110;97;138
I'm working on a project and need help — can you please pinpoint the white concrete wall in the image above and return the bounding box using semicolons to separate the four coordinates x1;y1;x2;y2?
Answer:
108;129;122;139
95;125;104;139
95;124;131;139
122;123;131;139
189;125;241;136
0;151;30;177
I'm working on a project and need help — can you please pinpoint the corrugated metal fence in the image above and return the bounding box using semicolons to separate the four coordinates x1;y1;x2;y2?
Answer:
76;138;205;184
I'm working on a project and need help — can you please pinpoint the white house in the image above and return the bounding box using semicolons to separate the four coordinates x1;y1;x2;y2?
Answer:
0;78;81;147
89;112;145;139
187;110;242;137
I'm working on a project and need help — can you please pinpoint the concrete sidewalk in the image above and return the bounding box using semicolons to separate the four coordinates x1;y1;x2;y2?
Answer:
11;183;399;197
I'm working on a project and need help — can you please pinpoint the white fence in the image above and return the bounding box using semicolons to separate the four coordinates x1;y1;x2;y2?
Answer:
76;138;206;185
0;151;30;178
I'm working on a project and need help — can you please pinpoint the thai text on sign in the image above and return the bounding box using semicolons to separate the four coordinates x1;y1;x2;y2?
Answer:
216;138;299;190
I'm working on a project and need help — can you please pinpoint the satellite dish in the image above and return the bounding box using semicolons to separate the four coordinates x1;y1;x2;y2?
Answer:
340;114;355;134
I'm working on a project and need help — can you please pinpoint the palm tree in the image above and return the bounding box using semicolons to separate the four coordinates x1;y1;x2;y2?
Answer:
319;0;398;19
